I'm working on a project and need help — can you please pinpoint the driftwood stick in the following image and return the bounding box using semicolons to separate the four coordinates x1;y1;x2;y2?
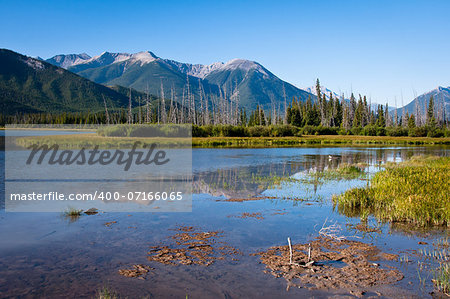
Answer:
288;237;293;264
308;244;311;261
288;237;315;267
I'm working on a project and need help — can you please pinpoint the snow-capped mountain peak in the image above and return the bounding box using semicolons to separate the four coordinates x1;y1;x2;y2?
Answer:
46;53;91;69
219;58;269;78
304;86;342;100
186;62;224;78
166;58;271;79
129;51;158;65
223;59;256;71
87;52;131;65
47;51;160;69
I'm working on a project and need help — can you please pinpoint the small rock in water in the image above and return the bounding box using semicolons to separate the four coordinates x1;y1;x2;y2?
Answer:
84;208;98;215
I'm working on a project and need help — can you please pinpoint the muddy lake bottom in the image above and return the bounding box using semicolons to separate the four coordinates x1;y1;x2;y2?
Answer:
0;144;449;298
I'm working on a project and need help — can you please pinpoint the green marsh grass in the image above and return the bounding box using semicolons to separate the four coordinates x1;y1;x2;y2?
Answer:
62;207;83;222
96;286;120;299
64;207;83;217
333;156;450;226
433;262;449;295
309;163;366;181
420;237;449;295
14;134;450;149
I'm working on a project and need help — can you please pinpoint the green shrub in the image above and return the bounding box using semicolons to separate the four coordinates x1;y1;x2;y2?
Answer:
362;125;377;136
350;126;363;136
269;125;300;137
386;126;408;137
376;127;386;136
427;128;444;138
247;126;270;137
302;125;338;135
409;126;428;137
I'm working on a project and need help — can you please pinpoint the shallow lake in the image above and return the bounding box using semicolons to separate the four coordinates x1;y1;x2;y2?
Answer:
0;134;449;298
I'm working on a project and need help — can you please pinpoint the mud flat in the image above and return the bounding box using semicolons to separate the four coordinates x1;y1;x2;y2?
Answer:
254;236;403;296
146;226;241;267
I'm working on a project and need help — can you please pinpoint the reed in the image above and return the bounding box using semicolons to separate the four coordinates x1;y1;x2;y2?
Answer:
333;156;450;226
63;207;83;217
309;164;366;181
96;286;120;299
420;237;449;295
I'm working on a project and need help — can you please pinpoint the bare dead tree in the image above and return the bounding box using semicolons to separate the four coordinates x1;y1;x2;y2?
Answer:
127;88;133;124
198;79;204;126
283;83;287;124
205;90;210;125
102;95;110;125
160;80;167;124
145;84;151;123
181;86;186;124
138;96;142;124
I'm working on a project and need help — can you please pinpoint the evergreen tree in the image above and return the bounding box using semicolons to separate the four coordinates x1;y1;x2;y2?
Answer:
353;95;364;127
427;96;436;128
376;105;386;127
408;114;416;129
362;96;369;126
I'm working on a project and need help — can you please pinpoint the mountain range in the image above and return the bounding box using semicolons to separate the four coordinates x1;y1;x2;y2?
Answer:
0;49;145;115
395;86;450;119
1;48;448;120
46;51;314;111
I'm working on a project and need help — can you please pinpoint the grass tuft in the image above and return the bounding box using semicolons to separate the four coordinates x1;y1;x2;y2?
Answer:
64;207;83;217
333;156;450;227
433;262;449;295
310;163;366;181
96;286;120;299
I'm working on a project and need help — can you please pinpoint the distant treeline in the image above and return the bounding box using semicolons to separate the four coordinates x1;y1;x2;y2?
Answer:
96;124;449;138
3;80;448;137
193;124;449;138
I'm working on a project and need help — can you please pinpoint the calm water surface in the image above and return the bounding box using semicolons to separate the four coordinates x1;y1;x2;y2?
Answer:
0;133;449;298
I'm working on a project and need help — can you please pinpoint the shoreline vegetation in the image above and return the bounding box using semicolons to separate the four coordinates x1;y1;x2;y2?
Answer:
7;123;450;148
13;132;450;149
4;123;450;137
332;156;450;295
333;156;450;227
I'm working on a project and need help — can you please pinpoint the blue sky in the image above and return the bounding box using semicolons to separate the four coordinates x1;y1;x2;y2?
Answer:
1;0;449;106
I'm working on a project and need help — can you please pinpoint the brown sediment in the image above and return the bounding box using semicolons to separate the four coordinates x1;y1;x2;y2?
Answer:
104;221;117;227
229;209;288;219
147;226;241;266
254;236;403;293
118;264;153;278
347;222;382;233
272;211;288;215
222;196;277;202
170;225;195;232
228;212;264;220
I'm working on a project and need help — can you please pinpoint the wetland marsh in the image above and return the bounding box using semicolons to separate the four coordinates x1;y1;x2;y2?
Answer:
0;130;449;298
